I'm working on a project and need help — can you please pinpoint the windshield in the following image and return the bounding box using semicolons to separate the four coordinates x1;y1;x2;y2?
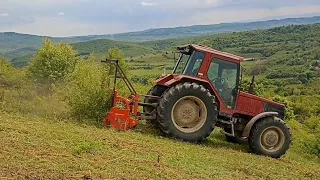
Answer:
173;51;205;77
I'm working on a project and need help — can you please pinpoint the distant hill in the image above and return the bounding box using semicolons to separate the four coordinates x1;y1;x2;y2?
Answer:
112;16;320;41
1;16;320;61
26;24;318;68
72;39;156;58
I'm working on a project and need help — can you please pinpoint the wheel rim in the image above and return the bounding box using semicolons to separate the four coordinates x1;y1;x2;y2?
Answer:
171;96;207;133
260;126;285;153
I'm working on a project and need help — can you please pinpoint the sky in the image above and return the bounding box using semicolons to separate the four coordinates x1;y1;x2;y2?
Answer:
0;0;320;37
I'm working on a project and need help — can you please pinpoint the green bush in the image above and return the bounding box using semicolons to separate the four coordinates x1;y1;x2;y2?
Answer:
27;39;77;84
105;47;128;73
239;77;265;97
0;58;26;87
67;56;111;122
305;116;320;132
0;82;70;119
272;96;295;121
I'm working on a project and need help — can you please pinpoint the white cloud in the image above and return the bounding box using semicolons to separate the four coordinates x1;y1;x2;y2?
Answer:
0;16;132;37
0;0;319;36
166;5;320;27
141;2;159;7
206;0;219;5
0;13;9;17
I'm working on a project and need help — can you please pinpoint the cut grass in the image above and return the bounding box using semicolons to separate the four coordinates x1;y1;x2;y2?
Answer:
0;112;319;179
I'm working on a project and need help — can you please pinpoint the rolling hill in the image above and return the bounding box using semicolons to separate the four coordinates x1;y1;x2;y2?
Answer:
1;16;320;61
7;23;320;70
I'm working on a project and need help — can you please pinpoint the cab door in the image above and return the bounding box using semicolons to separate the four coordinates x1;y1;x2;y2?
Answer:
206;57;240;110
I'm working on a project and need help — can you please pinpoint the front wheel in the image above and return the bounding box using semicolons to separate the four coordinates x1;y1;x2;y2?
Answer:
157;82;218;142
248;117;291;158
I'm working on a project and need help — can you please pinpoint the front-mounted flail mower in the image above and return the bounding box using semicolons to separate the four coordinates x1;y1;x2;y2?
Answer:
102;44;291;158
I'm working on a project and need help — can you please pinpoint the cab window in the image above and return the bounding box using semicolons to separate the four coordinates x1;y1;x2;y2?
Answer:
174;51;205;77
207;58;239;108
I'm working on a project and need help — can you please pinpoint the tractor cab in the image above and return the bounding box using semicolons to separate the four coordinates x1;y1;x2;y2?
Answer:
157;44;243;115
173;45;241;109
157;44;284;119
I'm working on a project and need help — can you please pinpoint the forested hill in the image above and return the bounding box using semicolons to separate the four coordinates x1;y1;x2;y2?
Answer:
75;23;320;60
74;23;320;84
9;23;320;71
1;16;320;61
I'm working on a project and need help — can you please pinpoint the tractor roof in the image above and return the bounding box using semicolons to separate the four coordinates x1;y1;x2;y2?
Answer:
178;44;245;61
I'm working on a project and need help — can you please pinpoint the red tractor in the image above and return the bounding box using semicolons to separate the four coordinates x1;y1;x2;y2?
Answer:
102;44;291;158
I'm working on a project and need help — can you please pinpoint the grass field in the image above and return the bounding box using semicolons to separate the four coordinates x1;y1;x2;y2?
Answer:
1;112;319;179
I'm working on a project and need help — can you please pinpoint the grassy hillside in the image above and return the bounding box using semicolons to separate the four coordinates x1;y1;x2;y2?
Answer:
1;16;320;60
1;113;319;179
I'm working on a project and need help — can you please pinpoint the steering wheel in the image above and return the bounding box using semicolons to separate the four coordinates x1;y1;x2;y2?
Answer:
211;77;225;85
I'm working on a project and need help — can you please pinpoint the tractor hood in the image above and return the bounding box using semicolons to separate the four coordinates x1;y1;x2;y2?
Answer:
155;74;210;87
236;91;286;120
155;74;175;86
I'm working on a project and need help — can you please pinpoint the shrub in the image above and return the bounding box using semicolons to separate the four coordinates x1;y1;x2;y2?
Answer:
27;39;77;84
292;88;301;96
105;47;128;73
68;48;129;121
272;96;295;121
239;77;265;97
0;58;26;87
67;56;111;122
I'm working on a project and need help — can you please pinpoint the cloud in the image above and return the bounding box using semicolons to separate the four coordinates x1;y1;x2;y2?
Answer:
141;2;158;7
0;13;9;17
165;5;320;27
0;16;132;37
0;0;320;36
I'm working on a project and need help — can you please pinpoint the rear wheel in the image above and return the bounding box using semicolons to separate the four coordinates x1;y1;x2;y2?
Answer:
248;117;291;158
157;82;218;142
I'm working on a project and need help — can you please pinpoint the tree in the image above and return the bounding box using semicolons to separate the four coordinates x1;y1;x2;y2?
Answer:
105;47;128;74
27;39;77;83
250;63;267;76
68;48;129;121
298;74;309;84
68;55;111;121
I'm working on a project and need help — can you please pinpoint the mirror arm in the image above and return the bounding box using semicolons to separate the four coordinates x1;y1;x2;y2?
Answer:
248;76;255;94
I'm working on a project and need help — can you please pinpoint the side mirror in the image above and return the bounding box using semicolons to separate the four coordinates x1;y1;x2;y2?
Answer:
248;76;255;94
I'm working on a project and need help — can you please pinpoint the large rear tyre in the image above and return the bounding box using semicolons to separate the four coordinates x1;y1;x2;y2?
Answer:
157;82;218;142
248;117;291;158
